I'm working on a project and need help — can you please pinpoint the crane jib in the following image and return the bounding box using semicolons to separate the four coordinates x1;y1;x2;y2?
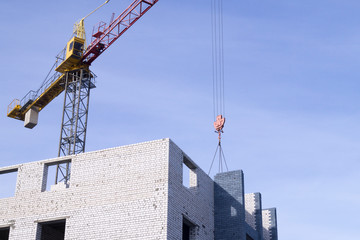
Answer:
82;0;159;65
7;0;159;124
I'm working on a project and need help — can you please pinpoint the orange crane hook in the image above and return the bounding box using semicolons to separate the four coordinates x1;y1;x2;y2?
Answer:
213;114;225;142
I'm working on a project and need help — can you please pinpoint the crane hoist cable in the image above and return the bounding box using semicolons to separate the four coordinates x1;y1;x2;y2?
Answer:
73;0;110;48
209;0;228;175
7;0;159;124
212;0;225;120
6;0;159;185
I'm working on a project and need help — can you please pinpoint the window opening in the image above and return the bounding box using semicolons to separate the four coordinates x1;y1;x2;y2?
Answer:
43;160;71;192
246;234;254;240
183;222;190;240
182;156;197;189
37;220;66;240
69;42;73;51
0;169;18;198
0;227;10;240
74;42;83;50
182;217;196;240
231;206;237;217
73;50;81;58
182;162;190;188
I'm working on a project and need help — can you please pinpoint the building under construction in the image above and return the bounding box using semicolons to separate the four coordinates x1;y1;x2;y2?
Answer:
2;1;278;239
0;139;277;240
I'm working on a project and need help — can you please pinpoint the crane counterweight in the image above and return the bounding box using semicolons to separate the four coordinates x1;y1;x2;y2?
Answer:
24;107;39;129
7;0;158;158
7;0;159;184
7;0;159;126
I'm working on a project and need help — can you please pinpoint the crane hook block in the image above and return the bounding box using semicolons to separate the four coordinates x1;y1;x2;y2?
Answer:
214;115;225;132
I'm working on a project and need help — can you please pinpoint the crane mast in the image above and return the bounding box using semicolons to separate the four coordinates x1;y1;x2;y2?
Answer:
7;0;159;185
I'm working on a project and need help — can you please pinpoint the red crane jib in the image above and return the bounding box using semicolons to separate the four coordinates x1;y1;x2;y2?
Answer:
82;0;159;65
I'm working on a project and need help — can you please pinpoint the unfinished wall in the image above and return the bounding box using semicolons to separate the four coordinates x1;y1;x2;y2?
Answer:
245;193;263;240
214;172;278;240
166;140;214;240
0;138;277;240
0;139;172;239
214;170;246;240
262;208;278;240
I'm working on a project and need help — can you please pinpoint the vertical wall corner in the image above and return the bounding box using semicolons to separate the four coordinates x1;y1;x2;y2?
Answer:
214;170;246;240
262;208;278;240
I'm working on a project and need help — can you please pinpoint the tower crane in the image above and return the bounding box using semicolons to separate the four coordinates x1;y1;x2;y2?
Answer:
6;0;159;184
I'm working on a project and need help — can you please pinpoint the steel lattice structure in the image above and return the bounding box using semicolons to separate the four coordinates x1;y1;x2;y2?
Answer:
56;69;95;184
58;69;96;157
55;161;71;185
7;0;159;186
83;0;159;65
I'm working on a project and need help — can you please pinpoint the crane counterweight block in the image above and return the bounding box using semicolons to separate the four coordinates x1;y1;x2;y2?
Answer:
6;0;160;187
7;0;159;161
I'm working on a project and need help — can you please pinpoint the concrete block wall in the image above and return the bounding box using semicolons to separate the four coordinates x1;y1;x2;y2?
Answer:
245;193;263;240
245;193;257;230
166;140;214;240
215;172;278;240
214;170;246;240
0;138;277;240
262;208;278;240
0;139;176;239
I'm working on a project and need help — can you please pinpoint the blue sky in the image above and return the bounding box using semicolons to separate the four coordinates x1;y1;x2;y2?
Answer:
1;0;360;239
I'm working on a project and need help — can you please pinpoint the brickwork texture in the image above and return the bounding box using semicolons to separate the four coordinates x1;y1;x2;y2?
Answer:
0;138;277;240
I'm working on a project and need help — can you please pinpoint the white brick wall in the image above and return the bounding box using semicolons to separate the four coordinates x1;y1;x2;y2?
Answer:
0;138;278;240
167;141;214;240
245;193;257;230
0;139;214;240
262;209;272;240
